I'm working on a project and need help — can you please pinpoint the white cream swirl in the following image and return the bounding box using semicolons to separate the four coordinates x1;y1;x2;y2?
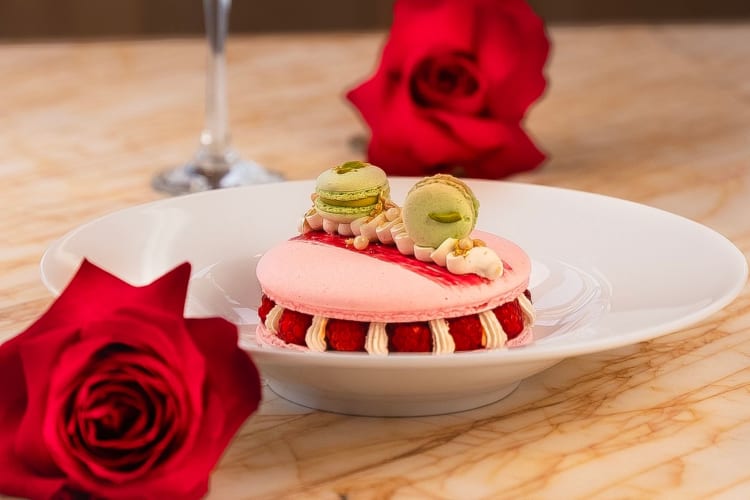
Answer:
478;310;507;349
518;293;536;324
305;315;328;352
265;305;284;334
365;322;388;355
446;246;503;280
428;318;455;354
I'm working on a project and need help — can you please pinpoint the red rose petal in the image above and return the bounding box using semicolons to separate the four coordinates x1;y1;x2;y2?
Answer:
0;339;66;498
37;313;206;491
346;0;549;179
74;373;154;448
12;327;80;477
410;52;487;115
364;135;427;177
429;110;510;150
461;126;546;179
0;261;260;500
33;261;191;336
480;2;549;119
389;0;477;60
116;317;261;499
72;359;184;453
11;262;199;481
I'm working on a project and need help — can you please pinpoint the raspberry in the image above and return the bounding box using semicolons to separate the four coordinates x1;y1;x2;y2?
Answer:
387;322;433;352
326;319;367;352
523;289;532;302
258;294;275;323
447;315;483;351
278;309;313;346
493;299;525;339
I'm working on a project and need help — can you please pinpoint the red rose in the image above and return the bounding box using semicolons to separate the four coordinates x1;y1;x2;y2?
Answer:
0;261;261;500
347;0;550;178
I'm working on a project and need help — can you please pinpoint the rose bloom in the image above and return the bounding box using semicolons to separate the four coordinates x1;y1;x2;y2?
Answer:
0;261;261;500
347;0;550;179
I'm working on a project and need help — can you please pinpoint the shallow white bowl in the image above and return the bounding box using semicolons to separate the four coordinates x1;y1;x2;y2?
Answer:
41;179;747;416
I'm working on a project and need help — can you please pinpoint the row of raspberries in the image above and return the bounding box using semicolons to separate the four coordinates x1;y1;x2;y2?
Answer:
258;291;531;353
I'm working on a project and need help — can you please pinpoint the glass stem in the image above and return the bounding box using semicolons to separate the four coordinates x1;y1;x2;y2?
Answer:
200;0;232;167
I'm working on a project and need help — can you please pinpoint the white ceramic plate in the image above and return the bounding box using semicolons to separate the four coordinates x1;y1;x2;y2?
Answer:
41;180;747;416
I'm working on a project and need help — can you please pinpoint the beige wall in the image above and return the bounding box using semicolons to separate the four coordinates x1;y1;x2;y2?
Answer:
1;0;749;40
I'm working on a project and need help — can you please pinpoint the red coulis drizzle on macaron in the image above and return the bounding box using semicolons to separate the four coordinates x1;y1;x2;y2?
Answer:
294;231;504;287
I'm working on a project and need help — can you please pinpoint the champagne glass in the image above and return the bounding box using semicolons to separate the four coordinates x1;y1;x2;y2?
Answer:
153;0;282;195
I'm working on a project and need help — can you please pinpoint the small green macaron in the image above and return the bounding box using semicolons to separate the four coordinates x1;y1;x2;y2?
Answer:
402;174;479;248
314;161;390;223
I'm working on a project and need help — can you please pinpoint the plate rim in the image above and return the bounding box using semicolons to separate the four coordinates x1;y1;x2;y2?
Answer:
40;179;749;366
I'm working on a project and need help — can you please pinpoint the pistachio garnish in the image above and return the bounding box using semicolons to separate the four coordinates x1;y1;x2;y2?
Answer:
335;160;367;174
428;211;462;223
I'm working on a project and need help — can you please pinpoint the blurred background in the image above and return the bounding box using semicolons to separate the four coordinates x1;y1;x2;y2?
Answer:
1;0;750;40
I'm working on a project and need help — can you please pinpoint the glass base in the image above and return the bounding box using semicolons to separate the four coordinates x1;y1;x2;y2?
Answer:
153;151;283;196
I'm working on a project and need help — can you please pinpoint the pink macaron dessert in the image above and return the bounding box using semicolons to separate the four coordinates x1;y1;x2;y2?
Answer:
255;161;535;354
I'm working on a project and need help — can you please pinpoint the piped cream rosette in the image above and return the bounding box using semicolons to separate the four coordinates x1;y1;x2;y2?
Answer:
299;170;504;280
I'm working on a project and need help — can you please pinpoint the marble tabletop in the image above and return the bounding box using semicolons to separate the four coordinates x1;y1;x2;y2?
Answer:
1;24;749;499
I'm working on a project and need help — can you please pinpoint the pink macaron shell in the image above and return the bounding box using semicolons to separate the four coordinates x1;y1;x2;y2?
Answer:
506;326;533;348
256;323;309;351
256;230;531;323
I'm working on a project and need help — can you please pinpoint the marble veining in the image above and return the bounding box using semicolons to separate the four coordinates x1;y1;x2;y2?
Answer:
1;24;749;499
